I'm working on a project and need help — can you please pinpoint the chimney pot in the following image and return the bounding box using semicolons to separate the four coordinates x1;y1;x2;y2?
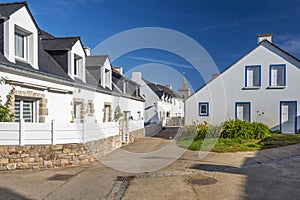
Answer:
257;34;272;44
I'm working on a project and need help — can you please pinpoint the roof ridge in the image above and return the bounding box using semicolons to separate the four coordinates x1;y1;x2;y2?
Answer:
42;36;80;40
0;1;27;6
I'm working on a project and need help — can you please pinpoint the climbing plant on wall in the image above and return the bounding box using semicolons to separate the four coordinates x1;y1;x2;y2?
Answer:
0;78;15;122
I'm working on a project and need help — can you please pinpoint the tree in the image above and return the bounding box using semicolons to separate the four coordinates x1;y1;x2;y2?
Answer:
114;105;123;121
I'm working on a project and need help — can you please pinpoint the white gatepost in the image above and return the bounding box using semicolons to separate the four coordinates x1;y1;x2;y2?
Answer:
82;120;86;143
19;119;25;146
51;120;56;145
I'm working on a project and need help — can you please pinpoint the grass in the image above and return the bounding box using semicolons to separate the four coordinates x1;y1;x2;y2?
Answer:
177;133;300;153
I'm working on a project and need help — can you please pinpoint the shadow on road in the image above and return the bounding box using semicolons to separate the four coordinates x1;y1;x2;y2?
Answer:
0;187;31;200
151;127;184;140
189;146;300;200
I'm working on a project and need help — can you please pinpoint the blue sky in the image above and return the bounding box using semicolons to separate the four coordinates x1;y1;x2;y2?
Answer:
6;0;300;92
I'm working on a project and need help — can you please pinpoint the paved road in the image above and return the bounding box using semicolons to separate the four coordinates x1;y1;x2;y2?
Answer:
0;127;299;199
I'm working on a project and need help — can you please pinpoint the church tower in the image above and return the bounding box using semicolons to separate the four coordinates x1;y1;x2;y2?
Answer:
178;77;190;99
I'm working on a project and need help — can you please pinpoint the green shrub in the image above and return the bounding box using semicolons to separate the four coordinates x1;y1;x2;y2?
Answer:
221;119;270;140
194;122;208;140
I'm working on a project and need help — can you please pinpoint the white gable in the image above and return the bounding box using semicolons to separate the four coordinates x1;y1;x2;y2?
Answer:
3;6;38;69
186;42;300;132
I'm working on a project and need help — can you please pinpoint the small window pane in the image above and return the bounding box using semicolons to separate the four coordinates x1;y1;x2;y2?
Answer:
199;102;209;116
15;33;24;58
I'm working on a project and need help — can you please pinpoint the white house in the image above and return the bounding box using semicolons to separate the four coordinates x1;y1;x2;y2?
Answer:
132;72;184;126
185;34;300;134
0;2;144;128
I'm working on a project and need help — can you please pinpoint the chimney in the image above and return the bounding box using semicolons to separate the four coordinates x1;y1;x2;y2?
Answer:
211;74;219;80
165;85;172;90
113;67;123;75
257;34;272;44
132;72;142;81
84;46;91;56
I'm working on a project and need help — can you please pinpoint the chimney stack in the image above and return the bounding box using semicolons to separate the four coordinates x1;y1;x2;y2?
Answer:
257;34;272;44
132;72;142;80
84;46;91;56
113;67;123;75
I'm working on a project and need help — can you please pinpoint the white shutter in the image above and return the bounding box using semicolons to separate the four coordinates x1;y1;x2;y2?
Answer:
281;104;289;123
271;68;277;86
237;105;244;120
247;69;253;87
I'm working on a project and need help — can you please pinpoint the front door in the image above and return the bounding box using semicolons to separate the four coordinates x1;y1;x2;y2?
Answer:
280;101;297;134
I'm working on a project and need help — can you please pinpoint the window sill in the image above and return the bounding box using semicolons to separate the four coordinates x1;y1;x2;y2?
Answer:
266;86;286;89
15;57;29;64
242;86;261;90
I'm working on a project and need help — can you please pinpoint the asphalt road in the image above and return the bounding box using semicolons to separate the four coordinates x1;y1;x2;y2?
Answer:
0;127;299;199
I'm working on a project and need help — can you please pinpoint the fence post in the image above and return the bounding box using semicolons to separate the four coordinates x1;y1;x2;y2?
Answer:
82;120;86;143
51;120;56;145
19;119;24;146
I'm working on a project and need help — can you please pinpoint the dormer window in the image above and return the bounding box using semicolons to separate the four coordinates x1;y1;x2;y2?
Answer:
14;27;31;61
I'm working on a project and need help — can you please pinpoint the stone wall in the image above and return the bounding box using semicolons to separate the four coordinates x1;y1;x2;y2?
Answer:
0;128;145;171
128;128;145;143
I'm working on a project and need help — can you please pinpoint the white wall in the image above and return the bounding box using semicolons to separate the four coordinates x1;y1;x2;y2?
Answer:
3;6;38;69
0;69;74;123
186;43;300;132
132;72;159;122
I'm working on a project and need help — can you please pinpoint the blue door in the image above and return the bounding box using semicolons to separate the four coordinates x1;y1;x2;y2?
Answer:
280;101;297;134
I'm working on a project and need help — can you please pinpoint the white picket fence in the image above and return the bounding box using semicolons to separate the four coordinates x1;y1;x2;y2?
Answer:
0;120;120;145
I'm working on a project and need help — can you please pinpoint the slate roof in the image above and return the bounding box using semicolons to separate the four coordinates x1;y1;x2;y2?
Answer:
142;78;180;99
0;2;38;28
0;1;144;101
0;2;26;18
86;55;108;67
42;37;80;51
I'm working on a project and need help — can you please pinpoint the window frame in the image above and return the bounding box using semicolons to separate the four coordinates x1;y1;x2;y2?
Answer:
74;54;82;77
245;65;261;88
198;102;209;116
269;64;286;87
14;98;38;123
235;102;251;122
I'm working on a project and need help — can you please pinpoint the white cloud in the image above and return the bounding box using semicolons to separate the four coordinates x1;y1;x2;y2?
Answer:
276;34;300;55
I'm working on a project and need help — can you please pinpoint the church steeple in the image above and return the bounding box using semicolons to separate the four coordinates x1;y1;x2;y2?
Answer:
178;77;190;99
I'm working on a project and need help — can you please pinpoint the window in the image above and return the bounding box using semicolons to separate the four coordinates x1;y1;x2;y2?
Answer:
103;103;112;122
245;66;261;87
198;102;209;116
15;32;25;58
270;64;286;87
74;54;82;76
235;102;251;122
14;98;38;122
73;102;82;123
105;69;111;88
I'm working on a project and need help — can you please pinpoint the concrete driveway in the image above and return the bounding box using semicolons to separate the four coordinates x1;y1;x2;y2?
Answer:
0;127;299;199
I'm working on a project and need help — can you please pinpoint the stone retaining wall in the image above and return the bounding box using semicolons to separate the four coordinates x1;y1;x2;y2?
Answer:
0;128;144;171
